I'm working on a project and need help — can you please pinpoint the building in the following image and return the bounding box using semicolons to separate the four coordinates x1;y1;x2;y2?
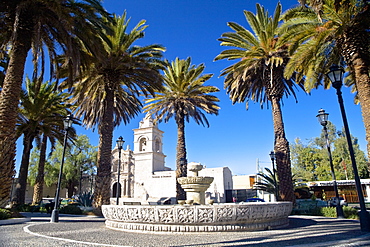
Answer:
110;114;233;204
307;179;370;203
231;175;258;202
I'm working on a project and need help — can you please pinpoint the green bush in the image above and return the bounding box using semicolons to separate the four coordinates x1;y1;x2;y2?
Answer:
14;204;33;212
320;206;336;218
320;206;359;219
14;203;46;213
0;208;11;220
59;205;83;215
343;206;359;219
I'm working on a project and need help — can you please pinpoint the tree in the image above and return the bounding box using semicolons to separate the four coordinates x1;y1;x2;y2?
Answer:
69;13;165;208
32;134;48;204
291;138;328;181
144;57;220;201
291;122;369;182
0;0;110;206
333;130;369;179
215;3;304;202
29;135;97;198
282;0;370;160
13;79;70;205
29;149;57;188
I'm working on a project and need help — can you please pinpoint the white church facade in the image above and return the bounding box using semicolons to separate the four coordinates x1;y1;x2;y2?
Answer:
110;114;233;205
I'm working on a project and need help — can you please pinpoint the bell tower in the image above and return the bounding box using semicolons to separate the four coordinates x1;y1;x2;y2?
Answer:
132;114;166;192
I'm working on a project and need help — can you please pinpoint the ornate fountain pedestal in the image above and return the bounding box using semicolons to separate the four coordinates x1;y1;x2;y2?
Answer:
177;163;213;205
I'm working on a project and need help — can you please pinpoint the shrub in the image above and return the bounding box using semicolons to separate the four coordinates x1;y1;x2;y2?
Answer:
76;192;94;207
320;206;336;218
0;208;11;220
59;205;83;215
343;206;359;219
14;204;33;212
320;206;359;219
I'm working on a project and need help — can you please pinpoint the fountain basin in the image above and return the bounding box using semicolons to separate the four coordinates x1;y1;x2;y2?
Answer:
178;176;214;205
178;176;214;185
102;202;292;233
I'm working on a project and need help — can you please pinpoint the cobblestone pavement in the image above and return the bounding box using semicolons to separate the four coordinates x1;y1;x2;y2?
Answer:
1;214;370;246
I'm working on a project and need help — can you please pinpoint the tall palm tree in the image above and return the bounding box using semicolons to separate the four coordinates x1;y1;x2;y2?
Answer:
143;57;220;201
0;0;109;206
215;3;304;202
282;0;370;160
32;134;48;205
69;13;165;208
14;78;71;205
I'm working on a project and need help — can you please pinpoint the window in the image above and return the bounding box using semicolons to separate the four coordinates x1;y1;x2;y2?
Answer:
139;138;147;151
155;139;160;152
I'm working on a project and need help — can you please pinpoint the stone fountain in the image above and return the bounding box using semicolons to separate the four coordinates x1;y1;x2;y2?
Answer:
177;162;213;205
102;162;293;233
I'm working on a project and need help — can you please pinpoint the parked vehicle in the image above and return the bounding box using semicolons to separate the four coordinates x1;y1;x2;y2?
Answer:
328;197;348;207
245;198;265;202
60;198;81;207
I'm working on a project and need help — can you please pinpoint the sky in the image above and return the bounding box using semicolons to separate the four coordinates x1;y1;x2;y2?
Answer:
17;0;368;177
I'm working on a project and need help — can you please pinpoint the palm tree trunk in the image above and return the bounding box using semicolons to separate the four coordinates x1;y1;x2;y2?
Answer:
32;135;47;204
176;116;187;201
271;96;295;202
0;9;33;206
14;132;35;205
340;11;370;165
93;88;114;208
351;65;370;167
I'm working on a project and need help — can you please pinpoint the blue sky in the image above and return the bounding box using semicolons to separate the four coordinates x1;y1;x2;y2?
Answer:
18;0;367;176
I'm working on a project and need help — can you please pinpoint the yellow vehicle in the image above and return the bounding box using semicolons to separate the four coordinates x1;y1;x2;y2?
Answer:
60;198;81;206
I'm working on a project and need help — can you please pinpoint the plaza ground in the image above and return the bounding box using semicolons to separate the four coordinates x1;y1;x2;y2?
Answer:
1;212;370;246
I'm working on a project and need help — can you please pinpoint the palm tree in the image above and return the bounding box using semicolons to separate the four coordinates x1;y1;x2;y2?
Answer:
14;78;72;205
69;13;165;208
298;0;368;13
0;0;109;206
215;3;304;202
32;134;48;205
254;168;279;199
282;0;370;159
143;57;220;201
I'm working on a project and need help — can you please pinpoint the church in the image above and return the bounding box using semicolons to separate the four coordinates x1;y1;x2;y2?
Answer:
110;114;233;205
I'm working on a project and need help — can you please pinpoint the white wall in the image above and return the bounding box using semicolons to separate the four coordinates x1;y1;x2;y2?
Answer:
199;167;232;203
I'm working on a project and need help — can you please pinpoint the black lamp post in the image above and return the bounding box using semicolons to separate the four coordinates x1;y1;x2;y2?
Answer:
116;136;124;205
316;109;345;218
326;65;370;231
51;114;73;223
79;167;83;194
269;151;279;201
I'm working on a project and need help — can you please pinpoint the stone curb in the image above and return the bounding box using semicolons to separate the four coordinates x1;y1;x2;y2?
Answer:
0;217;30;225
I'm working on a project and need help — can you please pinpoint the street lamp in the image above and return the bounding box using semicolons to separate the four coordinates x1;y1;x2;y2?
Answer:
269;151;279;201
316;109;345;218
79;167;83;194
51;114;73;223
326;65;370;231
116;136;124;205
